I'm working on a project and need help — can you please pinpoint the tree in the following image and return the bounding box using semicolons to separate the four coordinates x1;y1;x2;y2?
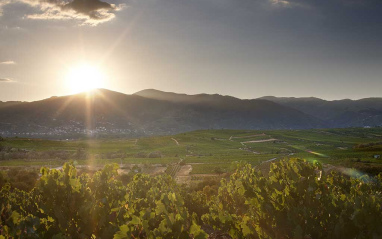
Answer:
213;166;224;175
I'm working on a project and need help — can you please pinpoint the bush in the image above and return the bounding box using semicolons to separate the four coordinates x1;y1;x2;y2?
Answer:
0;168;39;191
148;151;162;158
202;159;382;238
0;160;381;238
135;152;147;158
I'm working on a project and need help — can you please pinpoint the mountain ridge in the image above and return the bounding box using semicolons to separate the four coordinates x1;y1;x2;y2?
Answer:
0;88;327;139
0;89;380;139
258;95;382;127
1;88;380;103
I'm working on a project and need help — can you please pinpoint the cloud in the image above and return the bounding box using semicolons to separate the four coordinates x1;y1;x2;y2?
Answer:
5;0;125;26
0;0;11;17
0;78;15;83
268;0;312;10
0;61;16;65
267;0;375;9
269;0;291;7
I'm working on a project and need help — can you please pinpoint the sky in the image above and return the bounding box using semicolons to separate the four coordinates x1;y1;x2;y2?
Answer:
0;0;382;101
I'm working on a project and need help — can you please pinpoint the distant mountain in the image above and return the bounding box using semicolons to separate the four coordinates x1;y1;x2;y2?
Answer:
0;89;324;139
134;89;239;104
259;96;382;127
0;101;23;108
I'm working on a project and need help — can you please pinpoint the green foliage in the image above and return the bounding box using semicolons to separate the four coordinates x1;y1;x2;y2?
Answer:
1;159;382;238
0;163;206;238
202;158;382;238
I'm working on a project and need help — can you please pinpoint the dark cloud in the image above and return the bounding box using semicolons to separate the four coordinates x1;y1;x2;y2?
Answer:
0;1;11;17
63;0;113;19
11;0;125;25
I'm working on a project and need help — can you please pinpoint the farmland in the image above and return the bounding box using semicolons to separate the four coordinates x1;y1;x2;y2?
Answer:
0;127;381;179
1;127;382;238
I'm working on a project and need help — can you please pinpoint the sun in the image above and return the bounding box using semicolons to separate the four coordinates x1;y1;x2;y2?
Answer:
66;63;105;93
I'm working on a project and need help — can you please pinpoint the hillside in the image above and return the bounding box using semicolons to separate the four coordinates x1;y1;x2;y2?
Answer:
0;89;324;138
260;96;382;127
1;89;381;139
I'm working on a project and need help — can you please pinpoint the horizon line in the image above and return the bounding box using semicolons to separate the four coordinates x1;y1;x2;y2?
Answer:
1;87;381;103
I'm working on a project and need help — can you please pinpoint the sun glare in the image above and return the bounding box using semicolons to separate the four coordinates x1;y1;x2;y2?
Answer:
66;63;105;93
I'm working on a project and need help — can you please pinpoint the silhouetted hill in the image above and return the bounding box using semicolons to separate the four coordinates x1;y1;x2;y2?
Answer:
134;89;238;104
0;89;325;138
260;96;382;127
0;101;23;108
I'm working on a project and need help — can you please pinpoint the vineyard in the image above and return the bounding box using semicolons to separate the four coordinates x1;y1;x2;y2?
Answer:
1;158;382;238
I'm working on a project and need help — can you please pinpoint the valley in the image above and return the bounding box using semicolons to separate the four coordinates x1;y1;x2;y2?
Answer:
1;127;381;182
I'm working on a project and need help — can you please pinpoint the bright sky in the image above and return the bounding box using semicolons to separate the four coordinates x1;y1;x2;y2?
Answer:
0;0;382;101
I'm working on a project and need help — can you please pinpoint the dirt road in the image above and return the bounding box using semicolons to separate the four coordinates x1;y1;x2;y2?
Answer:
175;165;192;184
241;139;277;143
171;138;180;145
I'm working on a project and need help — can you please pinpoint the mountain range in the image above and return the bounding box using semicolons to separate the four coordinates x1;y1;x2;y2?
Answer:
259;96;382;128
0;89;380;139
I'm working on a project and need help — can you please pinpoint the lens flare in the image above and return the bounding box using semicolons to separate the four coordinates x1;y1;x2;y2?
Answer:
289;145;328;158
66;63;105;93
307;150;328;157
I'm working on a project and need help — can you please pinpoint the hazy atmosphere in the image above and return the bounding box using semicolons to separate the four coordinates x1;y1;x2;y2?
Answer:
1;1;382;238
1;0;382;101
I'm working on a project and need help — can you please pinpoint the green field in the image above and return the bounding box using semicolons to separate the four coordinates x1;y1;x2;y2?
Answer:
1;127;382;176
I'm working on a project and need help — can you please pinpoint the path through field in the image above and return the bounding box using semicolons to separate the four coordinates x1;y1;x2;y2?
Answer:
230;133;266;140
241;139;277;143
175;165;192;184
171;138;180;145
149;166;167;175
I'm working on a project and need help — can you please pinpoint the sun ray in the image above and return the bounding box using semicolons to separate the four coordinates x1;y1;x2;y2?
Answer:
99;9;144;65
92;89;131;120
84;91;95;137
54;95;75;118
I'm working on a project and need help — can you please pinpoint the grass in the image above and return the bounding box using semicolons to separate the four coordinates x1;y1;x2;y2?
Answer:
190;163;234;175
1;127;381;175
